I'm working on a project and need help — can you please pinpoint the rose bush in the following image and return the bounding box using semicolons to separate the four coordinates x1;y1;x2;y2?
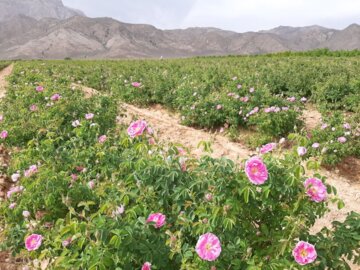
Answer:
0;61;359;269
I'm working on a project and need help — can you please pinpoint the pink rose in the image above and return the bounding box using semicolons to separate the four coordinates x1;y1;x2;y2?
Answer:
29;104;38;112
71;174;78;182
195;233;222;261
216;104;222;110
148;137;155;145
321;123;328;130
304;178;327;202
249;87;255;93
9;203;17;209
146;213;166;228
0;130;8;139
240;96;249;102
25;234;43;251
36;86;44;92
141;262;151;270
98;135;107;144
85;113;94;120
7;186;24;198
312;143;320;148
112;205;125;217
23;211;30;218
297;147;307;157
127;120;147;138
237;84;242;89
287;97;296;102
50;93;61;101
292;241;317;265
24;165;38;178
0;115;3;122
337;137;347;143
146;126;154;135
260;143;276;154
72;120;81;127
179;157;187;172
131;82;142;88
62;237;72;248
87;180;95;189
177;147;187;156
205;193;213;201
11;173;21;182
343;123;351;130
245;156;268;185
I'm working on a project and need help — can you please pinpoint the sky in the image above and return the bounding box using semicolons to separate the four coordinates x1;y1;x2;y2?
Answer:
63;0;360;32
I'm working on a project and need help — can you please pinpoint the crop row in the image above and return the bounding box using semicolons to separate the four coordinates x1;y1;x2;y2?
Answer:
0;60;359;269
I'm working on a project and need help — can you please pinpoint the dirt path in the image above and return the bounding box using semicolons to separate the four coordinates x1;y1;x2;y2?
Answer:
0;64;14;99
302;104;323;130
120;103;254;161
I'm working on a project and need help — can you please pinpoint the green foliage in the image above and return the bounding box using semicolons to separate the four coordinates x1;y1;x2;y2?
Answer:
0;61;359;269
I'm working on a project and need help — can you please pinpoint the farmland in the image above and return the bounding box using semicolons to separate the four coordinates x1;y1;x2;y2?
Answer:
0;55;359;269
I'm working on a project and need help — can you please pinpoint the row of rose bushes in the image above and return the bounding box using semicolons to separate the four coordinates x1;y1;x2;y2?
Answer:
18;60;307;138
35;58;359;164
45;55;360;112
0;62;359;269
292;112;360;165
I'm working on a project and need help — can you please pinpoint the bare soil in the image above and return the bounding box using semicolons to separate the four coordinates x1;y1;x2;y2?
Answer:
0;64;13;99
301;104;323;131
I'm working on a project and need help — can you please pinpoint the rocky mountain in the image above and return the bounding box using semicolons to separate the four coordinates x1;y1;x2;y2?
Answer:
0;0;84;21
0;0;359;59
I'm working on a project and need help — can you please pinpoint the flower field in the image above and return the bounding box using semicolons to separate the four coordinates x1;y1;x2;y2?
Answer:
0;56;359;269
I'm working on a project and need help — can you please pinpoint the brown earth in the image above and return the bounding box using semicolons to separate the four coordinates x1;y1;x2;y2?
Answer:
301;104;323;131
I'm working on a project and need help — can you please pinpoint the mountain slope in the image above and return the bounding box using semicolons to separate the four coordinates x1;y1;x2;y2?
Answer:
0;0;359;59
0;0;84;21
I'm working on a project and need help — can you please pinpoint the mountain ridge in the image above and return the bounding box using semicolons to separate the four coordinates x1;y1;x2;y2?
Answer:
0;0;359;59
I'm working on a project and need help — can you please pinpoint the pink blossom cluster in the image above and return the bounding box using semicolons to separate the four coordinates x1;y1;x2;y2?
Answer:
287;97;296;102
240;96;249;102
260;143;277;154
24;165;38;177
263;106;289;113
7;185;24;198
50;93;61;101
131;82;142;88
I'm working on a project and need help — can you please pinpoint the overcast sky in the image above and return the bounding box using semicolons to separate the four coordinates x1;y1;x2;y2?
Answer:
63;0;360;32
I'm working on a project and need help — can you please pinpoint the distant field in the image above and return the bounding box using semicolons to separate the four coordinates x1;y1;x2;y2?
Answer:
9;55;358;163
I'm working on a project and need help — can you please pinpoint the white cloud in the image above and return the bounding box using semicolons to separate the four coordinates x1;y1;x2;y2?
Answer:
63;0;360;32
